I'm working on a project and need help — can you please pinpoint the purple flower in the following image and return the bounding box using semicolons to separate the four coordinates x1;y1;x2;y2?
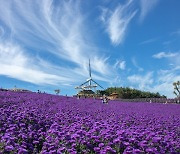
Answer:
113;138;120;143
57;147;65;152
49;150;57;154
0;90;179;153
146;148;154;153
99;143;104;148
133;148;142;153
152;136;161;143
94;147;100;152
33;140;39;144
123;142;130;146
18;148;28;154
5;145;14;151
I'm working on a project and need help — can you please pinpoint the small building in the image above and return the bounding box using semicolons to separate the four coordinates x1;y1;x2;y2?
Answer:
108;92;118;100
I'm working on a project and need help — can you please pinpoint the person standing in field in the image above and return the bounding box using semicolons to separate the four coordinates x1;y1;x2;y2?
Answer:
102;94;108;104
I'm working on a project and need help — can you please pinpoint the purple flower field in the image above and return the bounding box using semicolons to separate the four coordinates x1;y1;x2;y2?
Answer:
0;91;179;154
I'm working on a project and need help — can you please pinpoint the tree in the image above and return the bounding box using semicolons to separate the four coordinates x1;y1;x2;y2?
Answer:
96;90;108;96
173;81;180;98
97;87;166;99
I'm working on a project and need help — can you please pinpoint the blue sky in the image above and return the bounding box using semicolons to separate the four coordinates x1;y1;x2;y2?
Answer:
0;0;179;98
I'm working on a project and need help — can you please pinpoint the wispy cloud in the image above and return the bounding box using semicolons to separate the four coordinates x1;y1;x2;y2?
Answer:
114;60;126;70
152;67;180;98
127;68;180;98
0;26;4;38
139;37;158;45
139;0;159;22
100;0;137;45
162;40;172;46
0;0;115;86
128;72;153;89
152;52;179;59
152;51;180;96
0;43;71;85
132;57;143;71
119;61;126;70
171;29;180;36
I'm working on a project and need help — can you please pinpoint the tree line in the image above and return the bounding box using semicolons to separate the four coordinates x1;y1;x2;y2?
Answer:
96;87;166;99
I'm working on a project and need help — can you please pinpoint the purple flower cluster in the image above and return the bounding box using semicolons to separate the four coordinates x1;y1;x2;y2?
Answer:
0;91;180;153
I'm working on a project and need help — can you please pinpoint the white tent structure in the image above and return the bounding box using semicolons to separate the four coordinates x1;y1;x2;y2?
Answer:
75;59;104;93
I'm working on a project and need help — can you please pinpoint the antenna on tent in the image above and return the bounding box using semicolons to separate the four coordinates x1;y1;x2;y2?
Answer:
89;59;91;79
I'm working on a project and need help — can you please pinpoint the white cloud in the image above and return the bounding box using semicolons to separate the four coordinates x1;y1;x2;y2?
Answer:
114;60;126;70
127;69;180;98
101;0;137;45
92;57;111;75
139;0;159;21
0;26;4;38
0;43;71;85
151;51;180;98
119;61;126;70
109;76;122;87
0;42;115;87
132;57;143;71
153;51;180;70
153;52;179;59
127;72;153;89
0;0;115;86
151;68;180;98
140;37;158;45
171;29;180;36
